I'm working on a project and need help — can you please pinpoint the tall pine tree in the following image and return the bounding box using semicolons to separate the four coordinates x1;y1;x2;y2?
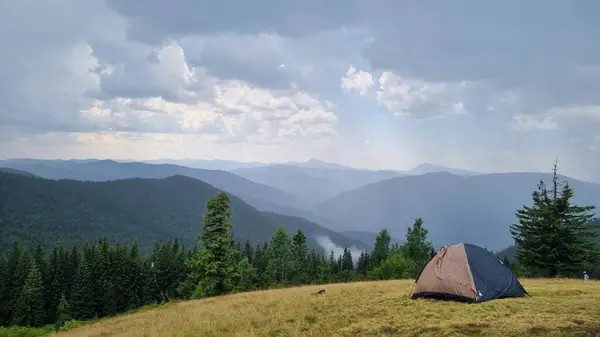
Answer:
195;192;238;297
510;160;600;277
12;262;45;327
265;227;293;285
291;230;309;285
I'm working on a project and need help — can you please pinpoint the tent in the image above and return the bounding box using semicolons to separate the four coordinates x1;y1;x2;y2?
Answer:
410;243;528;303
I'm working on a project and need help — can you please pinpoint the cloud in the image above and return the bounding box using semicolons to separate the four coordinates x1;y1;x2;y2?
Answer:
2;0;600;182
104;0;364;42
510;114;559;132
341;66;470;118
314;236;362;264
341;66;374;96
106;0;600;117
0;0;339;151
194;34;299;90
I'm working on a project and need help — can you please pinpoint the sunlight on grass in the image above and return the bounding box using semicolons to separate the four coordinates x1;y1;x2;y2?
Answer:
52;279;600;337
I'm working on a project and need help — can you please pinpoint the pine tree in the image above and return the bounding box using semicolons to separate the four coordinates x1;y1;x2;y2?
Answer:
328;250;339;281
5;242;31;325
70;244;97;320
307;250;321;283
357;251;370;276
126;241;144;310
316;253;330;284
265;227;293;285
243;240;254;265
252;243;267;288
55;293;72;331
371;229;391;268
12;262;45;327
341;248;354;271
510;161;600;277
338;247;355;282
291;230;309;285
195;192;238;297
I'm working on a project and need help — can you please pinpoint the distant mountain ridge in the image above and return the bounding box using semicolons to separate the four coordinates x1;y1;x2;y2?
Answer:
0;171;367;254
0;158;308;215
314;171;600;250
231;160;478;204
232;164;403;205
403;163;479;176
141;158;266;171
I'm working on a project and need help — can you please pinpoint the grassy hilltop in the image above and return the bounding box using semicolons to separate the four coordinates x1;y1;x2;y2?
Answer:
52;279;600;337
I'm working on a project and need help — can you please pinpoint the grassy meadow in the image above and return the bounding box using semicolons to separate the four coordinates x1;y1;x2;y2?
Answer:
51;279;600;337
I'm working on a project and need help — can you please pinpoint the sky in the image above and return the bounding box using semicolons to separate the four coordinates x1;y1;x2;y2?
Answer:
1;1;600;181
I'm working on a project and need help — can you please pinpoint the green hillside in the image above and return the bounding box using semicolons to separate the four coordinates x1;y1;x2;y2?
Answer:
0;167;37;177
0;159;305;213
0;172;365;253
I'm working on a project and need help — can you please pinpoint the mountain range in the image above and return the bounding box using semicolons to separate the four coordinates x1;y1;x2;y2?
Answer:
313;172;600;249
1;158;599;252
0;171;367;255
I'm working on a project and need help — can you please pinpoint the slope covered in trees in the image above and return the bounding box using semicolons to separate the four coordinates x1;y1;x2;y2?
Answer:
0;159;305;213
0;172;365;253
0;193;434;331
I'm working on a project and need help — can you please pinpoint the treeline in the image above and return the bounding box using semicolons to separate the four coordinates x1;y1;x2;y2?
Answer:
0;193;435;330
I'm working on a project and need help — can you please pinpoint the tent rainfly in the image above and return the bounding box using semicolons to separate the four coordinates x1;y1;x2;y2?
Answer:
411;243;528;303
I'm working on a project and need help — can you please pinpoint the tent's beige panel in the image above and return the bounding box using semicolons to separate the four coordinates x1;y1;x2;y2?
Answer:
413;244;477;299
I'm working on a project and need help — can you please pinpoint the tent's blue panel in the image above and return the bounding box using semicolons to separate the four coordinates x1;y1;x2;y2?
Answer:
463;243;528;302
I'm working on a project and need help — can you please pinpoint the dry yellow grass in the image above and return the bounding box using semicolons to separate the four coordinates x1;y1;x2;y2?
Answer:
52;279;600;337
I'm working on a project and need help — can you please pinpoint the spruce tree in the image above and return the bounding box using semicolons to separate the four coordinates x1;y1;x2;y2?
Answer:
307;250;321;283
5;242;31;325
70;244;97;320
371;229;391;268
55;293;72;331
265;227;293;285
291;230;309;285
316;253;330;284
243;240;254;265
341;248;354;271
12;262;45;327
252;243;267;287
357;251;370;276
126;241;144;310
510;161;600;277
328;250;339;280
195;192;238;297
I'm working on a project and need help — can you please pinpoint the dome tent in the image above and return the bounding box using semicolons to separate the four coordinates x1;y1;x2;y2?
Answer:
411;243;528;303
